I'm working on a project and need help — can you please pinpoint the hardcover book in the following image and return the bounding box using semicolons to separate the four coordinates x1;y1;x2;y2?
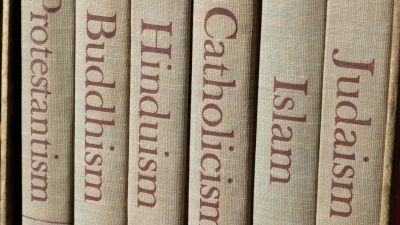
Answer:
128;0;192;224
21;1;74;224
188;0;260;224
316;0;397;224
74;1;129;224
253;0;326;224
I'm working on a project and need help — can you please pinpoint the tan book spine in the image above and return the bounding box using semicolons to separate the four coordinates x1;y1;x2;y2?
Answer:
128;0;191;224
2;0;21;224
252;0;326;224
316;1;394;224
74;1;129;224
21;1;74;224
188;1;260;224
380;0;400;224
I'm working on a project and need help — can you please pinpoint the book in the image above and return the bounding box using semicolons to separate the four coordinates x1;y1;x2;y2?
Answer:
128;0;191;224
316;0;396;224
21;1;74;224
74;1;129;224
1;0;21;224
252;0;326;224
188;1;260;224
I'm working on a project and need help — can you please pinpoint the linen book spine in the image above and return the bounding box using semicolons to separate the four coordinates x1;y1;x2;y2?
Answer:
128;0;191;224
316;0;394;224
188;1;260;224
74;1;129;224
252;0;326;224
21;1;74;224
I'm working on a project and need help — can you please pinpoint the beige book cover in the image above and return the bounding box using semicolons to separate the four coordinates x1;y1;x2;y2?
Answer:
252;0;326;224
128;0;191;224
188;0;260;224
316;0;395;224
74;1;129;224
1;0;20;224
21;1;74;224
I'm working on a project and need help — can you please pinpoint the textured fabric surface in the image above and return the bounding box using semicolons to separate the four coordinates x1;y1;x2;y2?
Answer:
253;0;326;224
128;0;191;224
188;0;260;224
21;1;74;224
316;0;394;224
74;1;129;224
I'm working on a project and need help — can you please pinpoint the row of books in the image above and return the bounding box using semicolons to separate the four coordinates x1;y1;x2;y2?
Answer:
1;0;400;224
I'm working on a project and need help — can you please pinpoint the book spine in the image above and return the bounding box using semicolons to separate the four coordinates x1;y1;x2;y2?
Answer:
188;1;260;224
252;0;326;224
128;0;191;224
316;1;394;224
21;1;74;224
74;1;129;224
